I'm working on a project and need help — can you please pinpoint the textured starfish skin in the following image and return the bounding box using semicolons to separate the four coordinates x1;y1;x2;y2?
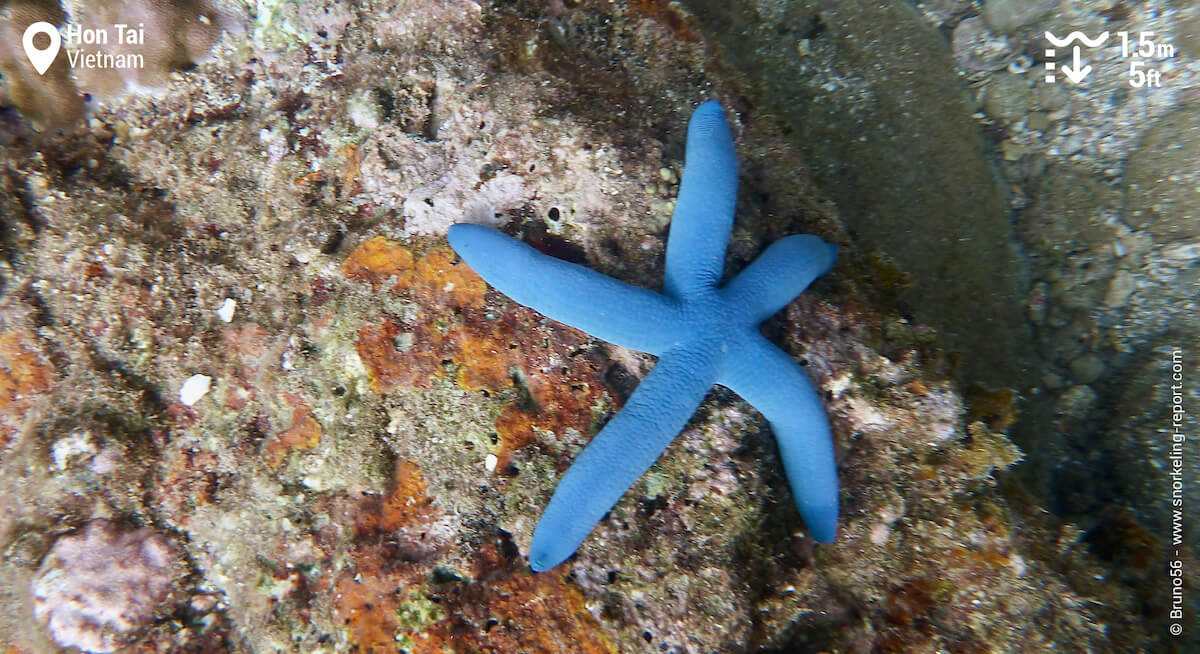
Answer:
448;101;838;571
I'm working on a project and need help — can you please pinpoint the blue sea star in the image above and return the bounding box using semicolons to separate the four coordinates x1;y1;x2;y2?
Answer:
449;101;838;572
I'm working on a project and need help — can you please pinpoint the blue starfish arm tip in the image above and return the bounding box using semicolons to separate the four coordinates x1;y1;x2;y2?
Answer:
528;541;562;573
528;350;719;571
804;502;839;543
722;234;837;323
448;223;681;354
665;101;739;298
719;335;839;542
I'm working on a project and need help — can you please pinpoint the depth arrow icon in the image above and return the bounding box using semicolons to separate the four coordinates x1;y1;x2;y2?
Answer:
1060;46;1091;84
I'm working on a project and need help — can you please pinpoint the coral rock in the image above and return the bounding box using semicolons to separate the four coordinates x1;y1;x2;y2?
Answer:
343;236;415;288
0;330;55;447
263;403;323;469
31;520;183;653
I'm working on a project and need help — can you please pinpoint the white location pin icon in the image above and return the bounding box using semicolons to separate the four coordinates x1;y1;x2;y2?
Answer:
22;21;61;76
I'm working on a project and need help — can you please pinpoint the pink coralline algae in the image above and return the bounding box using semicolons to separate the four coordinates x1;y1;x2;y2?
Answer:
31;520;182;653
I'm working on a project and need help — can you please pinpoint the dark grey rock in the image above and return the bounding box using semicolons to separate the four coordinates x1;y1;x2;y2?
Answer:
1123;108;1200;242
681;0;1035;393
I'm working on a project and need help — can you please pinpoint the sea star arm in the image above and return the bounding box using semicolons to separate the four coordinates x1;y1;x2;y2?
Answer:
717;333;839;542
529;347;719;571
663;100;739;299
720;234;838;325
448;223;680;355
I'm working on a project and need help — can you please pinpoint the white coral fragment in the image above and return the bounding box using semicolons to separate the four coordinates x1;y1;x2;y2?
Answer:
216;298;237;322
179;374;212;406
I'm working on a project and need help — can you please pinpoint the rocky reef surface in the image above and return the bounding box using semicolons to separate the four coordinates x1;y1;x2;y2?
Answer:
0;0;1191;651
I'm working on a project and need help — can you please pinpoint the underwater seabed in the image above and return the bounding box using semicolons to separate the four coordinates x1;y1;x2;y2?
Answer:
0;0;1195;651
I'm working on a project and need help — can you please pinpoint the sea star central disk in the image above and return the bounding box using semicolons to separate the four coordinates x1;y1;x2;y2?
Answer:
449;101;838;571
